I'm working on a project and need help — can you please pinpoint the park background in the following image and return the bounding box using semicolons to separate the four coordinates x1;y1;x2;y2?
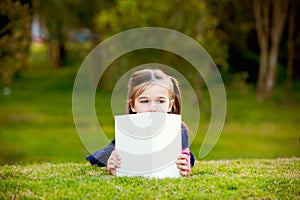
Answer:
0;0;299;199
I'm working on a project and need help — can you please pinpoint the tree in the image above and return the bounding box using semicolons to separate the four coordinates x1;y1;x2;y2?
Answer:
286;0;296;89
253;0;289;101
33;0;113;67
34;0;79;67
95;0;228;92
0;0;32;85
206;0;258;86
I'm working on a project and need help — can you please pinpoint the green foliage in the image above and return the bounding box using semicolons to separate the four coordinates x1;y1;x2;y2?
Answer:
0;158;299;199
0;0;31;84
205;0;261;86
95;0;228;90
36;0;108;38
34;0;113;67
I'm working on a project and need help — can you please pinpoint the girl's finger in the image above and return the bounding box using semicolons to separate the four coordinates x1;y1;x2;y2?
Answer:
111;151;121;161
107;168;116;175
107;164;115;170
180;170;188;176
176;159;187;165
108;157;121;167
111;160;121;168
177;164;188;171
178;154;187;159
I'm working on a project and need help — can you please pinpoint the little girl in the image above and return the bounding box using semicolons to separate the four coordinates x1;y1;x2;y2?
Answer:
86;69;195;176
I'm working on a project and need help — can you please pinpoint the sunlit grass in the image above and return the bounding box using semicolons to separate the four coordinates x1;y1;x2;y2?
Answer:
0;158;299;199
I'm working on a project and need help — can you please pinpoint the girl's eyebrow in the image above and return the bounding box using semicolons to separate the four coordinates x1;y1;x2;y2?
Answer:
137;96;149;99
157;96;168;99
137;96;168;99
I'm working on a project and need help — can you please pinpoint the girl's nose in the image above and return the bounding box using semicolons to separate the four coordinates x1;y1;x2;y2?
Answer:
149;102;157;112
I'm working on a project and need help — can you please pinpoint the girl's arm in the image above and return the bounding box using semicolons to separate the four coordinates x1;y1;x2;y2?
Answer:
86;139;115;167
179;123;192;176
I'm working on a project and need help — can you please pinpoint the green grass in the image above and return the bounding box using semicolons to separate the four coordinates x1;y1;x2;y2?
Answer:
0;43;300;199
1;158;299;199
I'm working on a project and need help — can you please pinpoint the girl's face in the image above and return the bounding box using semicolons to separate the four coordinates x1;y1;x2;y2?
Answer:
130;84;173;113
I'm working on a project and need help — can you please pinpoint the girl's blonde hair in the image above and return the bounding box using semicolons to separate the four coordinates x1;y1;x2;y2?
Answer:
126;69;182;114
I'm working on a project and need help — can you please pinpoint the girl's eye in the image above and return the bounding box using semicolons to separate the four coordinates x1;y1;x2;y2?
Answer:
157;100;165;104
140;100;149;104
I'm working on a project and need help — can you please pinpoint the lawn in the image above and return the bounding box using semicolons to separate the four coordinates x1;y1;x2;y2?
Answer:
1;158;299;199
0;43;299;199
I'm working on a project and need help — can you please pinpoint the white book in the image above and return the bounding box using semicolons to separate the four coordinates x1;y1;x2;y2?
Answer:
115;112;182;178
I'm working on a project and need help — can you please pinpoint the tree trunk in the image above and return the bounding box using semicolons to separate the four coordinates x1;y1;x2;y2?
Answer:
49;40;60;67
264;0;289;99
264;40;279;99
256;46;268;101
48;39;66;68
286;0;295;89
253;0;289;101
58;41;66;66
253;0;270;101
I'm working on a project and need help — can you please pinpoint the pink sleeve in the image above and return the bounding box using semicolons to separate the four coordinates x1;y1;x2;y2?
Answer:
181;148;191;173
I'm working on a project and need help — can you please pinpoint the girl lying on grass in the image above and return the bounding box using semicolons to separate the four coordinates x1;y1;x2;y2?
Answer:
86;69;194;176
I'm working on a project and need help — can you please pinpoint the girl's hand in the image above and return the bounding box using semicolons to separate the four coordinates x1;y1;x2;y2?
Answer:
107;150;121;175
176;154;189;177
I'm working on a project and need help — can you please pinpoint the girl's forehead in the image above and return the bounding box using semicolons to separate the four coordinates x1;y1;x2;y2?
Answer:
137;83;171;97
150;81;171;88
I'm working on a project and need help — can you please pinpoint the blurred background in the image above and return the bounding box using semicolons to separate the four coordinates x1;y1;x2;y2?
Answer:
0;0;299;164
